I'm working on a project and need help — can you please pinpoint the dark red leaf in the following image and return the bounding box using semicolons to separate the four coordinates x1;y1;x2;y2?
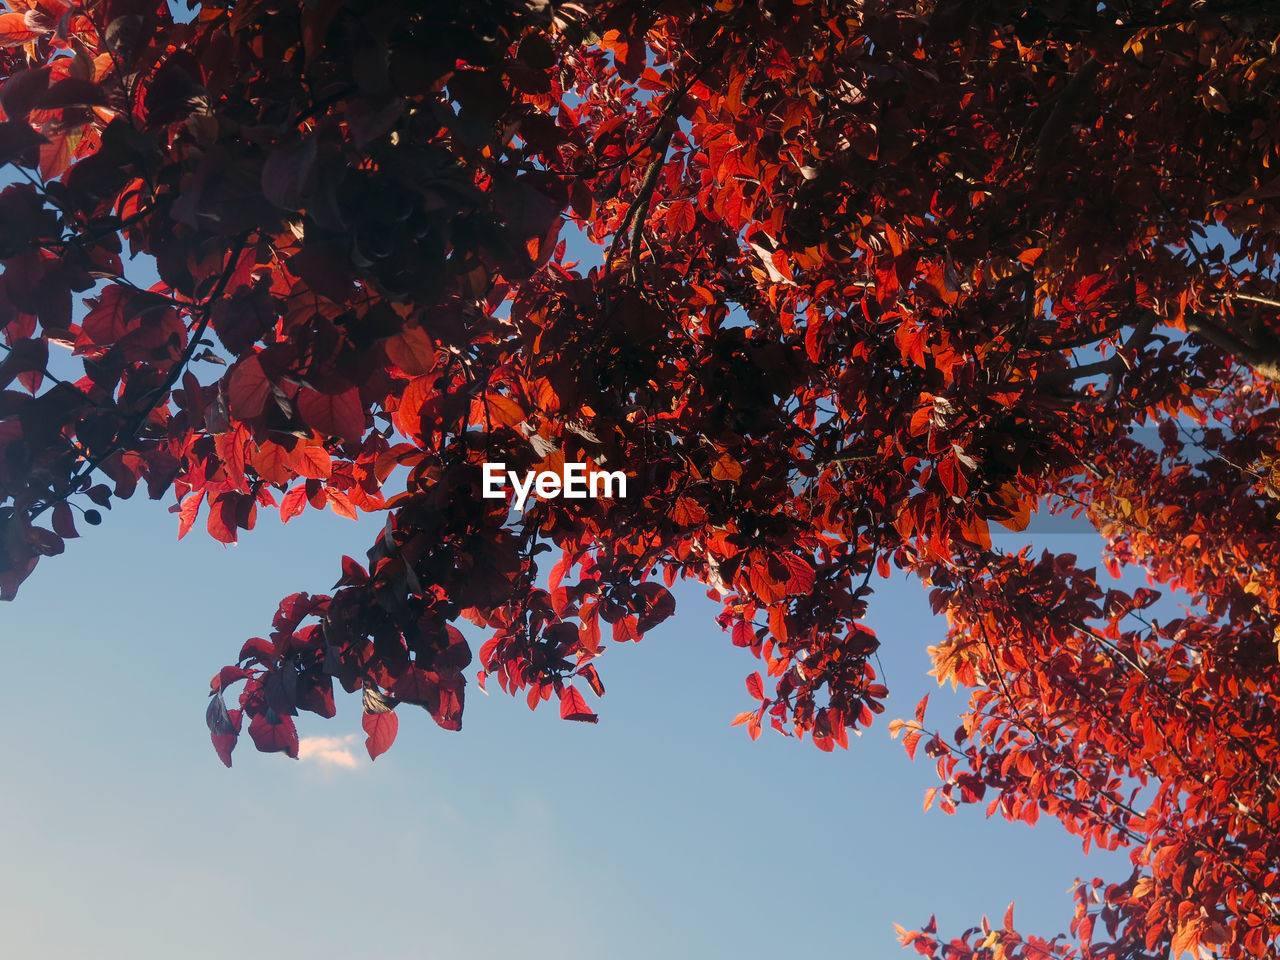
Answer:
37;78;107;110
227;355;271;420
297;386;364;445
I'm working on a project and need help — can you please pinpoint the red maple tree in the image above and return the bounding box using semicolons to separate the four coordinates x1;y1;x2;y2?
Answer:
5;1;1280;956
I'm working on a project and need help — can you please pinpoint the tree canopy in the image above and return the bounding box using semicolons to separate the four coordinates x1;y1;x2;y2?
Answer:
5;0;1280;956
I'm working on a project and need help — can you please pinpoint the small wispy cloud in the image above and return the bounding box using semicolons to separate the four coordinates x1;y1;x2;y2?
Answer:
298;734;360;769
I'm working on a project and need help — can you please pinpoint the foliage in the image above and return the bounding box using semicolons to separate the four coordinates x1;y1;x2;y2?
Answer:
5;0;1280;956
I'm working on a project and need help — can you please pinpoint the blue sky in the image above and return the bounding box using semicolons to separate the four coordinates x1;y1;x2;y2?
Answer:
0;485;1133;958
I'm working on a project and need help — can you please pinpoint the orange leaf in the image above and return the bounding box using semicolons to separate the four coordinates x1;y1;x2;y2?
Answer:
903;729;922;760
0;12;40;47
711;453;742;481
394;374;435;440
384;324;437;375
279;486;308;523
177;491;202;540
250;440;296;485
475;392;525;430
673;496;707;525
38;127;80;181
326;488;357;520
895;317;927;367
294;443;332;480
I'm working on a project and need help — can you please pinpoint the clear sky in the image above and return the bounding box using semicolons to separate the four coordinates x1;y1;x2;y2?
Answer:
0;486;1134;958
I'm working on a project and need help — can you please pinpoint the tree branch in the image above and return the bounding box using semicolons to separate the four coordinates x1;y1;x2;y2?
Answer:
1185;314;1280;382
604;114;677;282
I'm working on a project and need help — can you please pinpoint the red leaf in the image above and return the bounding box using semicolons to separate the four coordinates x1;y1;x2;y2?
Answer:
474;392;525;430
247;708;299;757
211;665;251;692
577;663;605;698
895;317;928;367
249;438;297;485
673;496;707;525
665;198;696;234
610;614;640;643
393;374;435;440
326;487;358;520
559;685;598;723
391;666;438;707
79;286;131;347
746;671;765;700
831;715;849;750
297;386;364;445
172;491;199;539
279;486;308;523
577;606;601;655
938;455;964;497
205;492;239;544
634;581;675;632
239;637;274;662
228;355;271;419
805;313;829;363
362;710;399;760
39;128;80;181
294;443;332;480
211;732;238;767
711;453;742;481
777;553;815;595
334;554;368;587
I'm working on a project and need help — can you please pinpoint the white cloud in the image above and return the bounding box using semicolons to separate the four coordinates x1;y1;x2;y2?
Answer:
297;734;360;769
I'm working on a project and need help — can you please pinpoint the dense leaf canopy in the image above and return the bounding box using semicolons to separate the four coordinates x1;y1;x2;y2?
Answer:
5;0;1280;956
